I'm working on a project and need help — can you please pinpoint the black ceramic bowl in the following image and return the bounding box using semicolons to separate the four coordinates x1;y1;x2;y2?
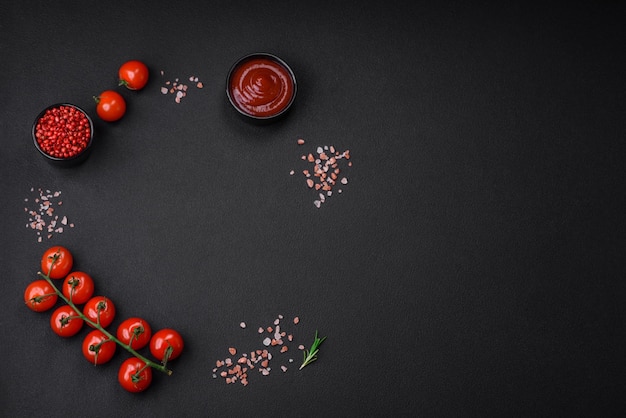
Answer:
32;103;94;167
226;53;297;124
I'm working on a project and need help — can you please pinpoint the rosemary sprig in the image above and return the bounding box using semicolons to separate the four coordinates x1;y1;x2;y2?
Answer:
300;330;327;370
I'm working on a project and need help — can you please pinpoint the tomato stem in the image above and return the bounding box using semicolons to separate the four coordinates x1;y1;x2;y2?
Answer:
37;259;172;376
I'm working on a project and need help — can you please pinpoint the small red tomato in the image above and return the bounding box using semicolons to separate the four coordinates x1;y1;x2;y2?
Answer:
50;305;84;337
118;357;152;393
94;90;126;122
150;328;184;363
83;296;116;328
62;271;95;305
118;60;149;90
82;329;117;365
117;317;152;350
41;246;73;279
24;279;58;312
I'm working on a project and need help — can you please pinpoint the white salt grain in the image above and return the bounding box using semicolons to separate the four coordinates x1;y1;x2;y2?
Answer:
240;322;246;328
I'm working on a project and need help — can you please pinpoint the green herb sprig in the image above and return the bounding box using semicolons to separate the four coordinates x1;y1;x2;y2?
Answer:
300;330;327;370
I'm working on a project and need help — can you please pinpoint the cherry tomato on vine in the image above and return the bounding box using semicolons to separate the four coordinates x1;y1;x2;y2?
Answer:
117;317;152;350
83;296;116;328
24;279;58;312
82;329;117;365
118;357;152;393
50;305;84;337
150;328;184;363
118;60;149;90
41;246;73;279
62;271;95;305
94;90;126;122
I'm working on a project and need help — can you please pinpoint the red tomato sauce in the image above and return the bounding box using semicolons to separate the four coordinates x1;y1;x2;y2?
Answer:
229;57;294;117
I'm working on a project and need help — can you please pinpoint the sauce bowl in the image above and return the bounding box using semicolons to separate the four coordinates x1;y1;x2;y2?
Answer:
226;53;297;124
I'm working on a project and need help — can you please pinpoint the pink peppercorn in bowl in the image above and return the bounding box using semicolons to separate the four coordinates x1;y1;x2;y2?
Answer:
32;103;94;167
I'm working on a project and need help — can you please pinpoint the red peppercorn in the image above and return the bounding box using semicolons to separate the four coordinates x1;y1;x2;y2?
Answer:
35;105;91;159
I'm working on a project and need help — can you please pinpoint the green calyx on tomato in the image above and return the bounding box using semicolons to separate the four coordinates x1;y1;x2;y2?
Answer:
117;317;152;350
94;90;126;122
62;271;95;305
83;296;116;328
41;246;73;279
118;358;152;392
50;304;84;337
83;330;116;365
24;279;58;312
150;328;184;365
118;60;149;91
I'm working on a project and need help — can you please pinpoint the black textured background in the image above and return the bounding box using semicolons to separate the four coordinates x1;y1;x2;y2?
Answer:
1;1;625;417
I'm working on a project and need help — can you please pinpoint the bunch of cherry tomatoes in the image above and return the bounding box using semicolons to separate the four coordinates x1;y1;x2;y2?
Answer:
94;60;150;122
24;246;184;393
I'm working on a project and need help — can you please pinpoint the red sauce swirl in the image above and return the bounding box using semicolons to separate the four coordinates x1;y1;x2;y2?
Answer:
229;57;295;117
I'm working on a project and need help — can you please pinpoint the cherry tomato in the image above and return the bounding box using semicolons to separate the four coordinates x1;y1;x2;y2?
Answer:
62;271;95;305
50;305;84;337
150;328;184;363
118;357;152;393
82;329;117;365
41;246;73;279
118;60;149;90
117;317;152;350
94;90;126;122
83;296;116;328
24;279;58;312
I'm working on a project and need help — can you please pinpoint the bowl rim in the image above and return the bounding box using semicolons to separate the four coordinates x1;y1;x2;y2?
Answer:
226;52;297;121
32;103;94;162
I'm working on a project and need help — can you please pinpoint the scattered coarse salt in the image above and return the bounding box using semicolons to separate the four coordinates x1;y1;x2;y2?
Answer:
292;139;352;208
160;71;204;104
24;188;74;242
213;314;305;387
